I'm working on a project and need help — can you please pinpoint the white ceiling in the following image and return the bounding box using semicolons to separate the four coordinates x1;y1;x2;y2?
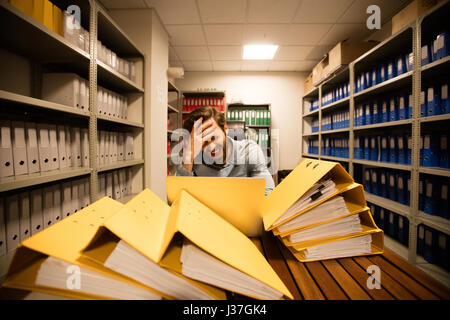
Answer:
100;0;411;72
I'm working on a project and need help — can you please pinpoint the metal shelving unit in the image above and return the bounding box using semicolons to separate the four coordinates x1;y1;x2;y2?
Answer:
0;0;146;282
301;0;450;285
167;79;182;175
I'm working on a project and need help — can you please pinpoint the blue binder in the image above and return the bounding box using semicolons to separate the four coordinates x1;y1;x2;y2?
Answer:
364;71;371;89
420;89;427;117
436;232;449;271
419;178;425;212
365;103;372;125
371;68;378;86
434;32;450;60
387;172;397;202
439;181;448;220
371;170;378;195
363;137;370;160
381;99;389;123
379;64;387;83
389;96;398;122
354;136;363;159
364;168;372;193
387;60;397;80
381;136;389;162
386;211;398;239
378;208;386;230
427;85;441;116
406;52;414;71
421;44;432;66
424;178;439;215
370;136;378;161
423;226;436;264
380;172;387;198
398;95;407;120
397;135;407;164
417;224;425;257
420;135;424;166
396;55;407;76
397;215;409;246
441;83;449;114
422;133;439;167
406;176;411;206
408;93;413;119
397;173;407;205
439;133;449;168
389;135;398;163
372;101;379;124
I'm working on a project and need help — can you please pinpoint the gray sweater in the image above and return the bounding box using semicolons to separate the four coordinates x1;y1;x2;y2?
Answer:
175;137;275;196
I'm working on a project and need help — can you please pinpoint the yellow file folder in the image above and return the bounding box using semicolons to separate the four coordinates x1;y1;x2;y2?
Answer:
9;0;33;16
273;182;369;237
80;188;293;300
1;197;165;300
263;159;355;231
32;0;53;31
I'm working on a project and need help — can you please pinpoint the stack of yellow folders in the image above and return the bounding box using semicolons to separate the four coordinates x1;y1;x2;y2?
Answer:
262;159;384;262
1;187;293;300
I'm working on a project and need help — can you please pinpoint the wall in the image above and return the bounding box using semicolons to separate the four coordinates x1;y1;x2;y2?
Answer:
176;72;306;170
108;9;169;200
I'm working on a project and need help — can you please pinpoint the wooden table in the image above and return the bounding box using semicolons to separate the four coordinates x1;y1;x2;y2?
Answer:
246;233;450;300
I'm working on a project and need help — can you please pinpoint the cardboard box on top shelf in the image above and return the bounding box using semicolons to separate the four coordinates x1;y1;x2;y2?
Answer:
304;73;315;95
312;40;378;86
392;0;437;35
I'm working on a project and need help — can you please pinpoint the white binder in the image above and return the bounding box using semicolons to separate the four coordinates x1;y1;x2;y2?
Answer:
79;79;86;110
122;96;128;119
52;184;62;223
77;178;85;209
0;120;14;177
98;173;106;198
0;197;6;256
98;87;104;115
81;128;90;167
11;121;28;176
25;122;40;174
111;94;116;118
43;187;54;229
113;170;120;200
107;91;113;116
112;132;118;162
61;181;72;218
83;178;90;208
30;189;43;236
103;90;108;115
41;73;80;108
37;123;52;172
18;192;31;241
5;195;20;252
56;125;67;169
119;169;126;197
126;168;132;196
104;131;110;164
117;132;124;161
71;180;79;214
99;130;105;165
125;132;134;160
71;127;81;167
86;81;90;111
106;172;113;198
48;125;60;170
65;126;73;167
109;132;114;162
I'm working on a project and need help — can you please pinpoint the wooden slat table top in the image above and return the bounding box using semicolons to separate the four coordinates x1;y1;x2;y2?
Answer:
254;234;450;300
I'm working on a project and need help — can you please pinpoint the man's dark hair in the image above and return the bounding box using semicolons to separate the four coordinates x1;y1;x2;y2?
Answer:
183;106;226;133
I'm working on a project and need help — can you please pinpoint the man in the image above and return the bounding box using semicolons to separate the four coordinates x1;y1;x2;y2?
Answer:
175;106;275;195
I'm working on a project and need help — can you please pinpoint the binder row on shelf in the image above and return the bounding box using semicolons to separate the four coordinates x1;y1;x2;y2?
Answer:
355;93;413;126
420;132;449;169
0;176;90;257
97;130;134;166
227;110;271;126
419;175;449;220
321;110;350;131
364;167;411;206
307;138;319;155
245;130;270;149
417;224;449;271
321;82;350;106
305;99;319;113
98;168;133;201
355;51;413;93
97;40;136;83
9;0;64;38
42;73;90;111
420;81;450;117
322;137;349;158
182;97;225;112
97;86;128;120
354;134;412;165
421;31;450;66
0;120;88;178
369;203;409;247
